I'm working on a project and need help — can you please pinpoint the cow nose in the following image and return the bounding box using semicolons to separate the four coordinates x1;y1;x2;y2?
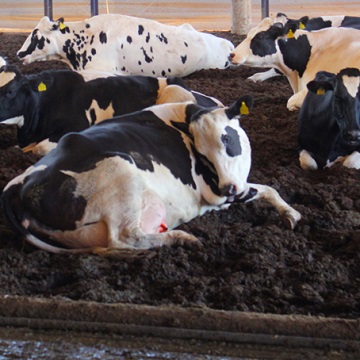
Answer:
220;184;237;197
229;53;235;60
346;130;360;144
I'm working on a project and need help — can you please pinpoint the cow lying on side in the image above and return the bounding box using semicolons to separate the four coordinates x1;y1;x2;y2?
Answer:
17;15;234;77
247;14;360;83
2;100;301;254
0;60;221;155
298;68;360;170
230;18;360;110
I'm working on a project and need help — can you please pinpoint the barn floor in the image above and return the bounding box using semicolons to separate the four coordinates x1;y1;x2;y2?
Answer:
0;31;359;357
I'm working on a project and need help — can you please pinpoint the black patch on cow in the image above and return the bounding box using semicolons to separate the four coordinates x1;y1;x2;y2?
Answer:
86;23;90;29
233;187;258;203
161;71;166;77
42;112;197;189
46;38;50;44
146;33;150;43
191;144;220;196
150;46;153;53
99;31;107;44
127;36;132;44
138;25;145;35
181;55;187;64
250;26;283;57
90;35;95;45
278;35;311;77
89;109;96;125
157;33;168;44
138;61;142;65
63;39;80;69
17;29;46;59
305;17;332;31
20;169;87;231
222;127;241;157
341;16;360;30
184;42;188;47
141;47;153;63
91;48;96;56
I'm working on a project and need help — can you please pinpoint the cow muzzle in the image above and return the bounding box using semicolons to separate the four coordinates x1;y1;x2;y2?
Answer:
344;130;360;146
220;183;238;202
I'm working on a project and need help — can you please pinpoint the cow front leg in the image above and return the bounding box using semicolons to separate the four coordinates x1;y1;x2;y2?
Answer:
287;89;307;111
343;151;360;169
235;184;301;229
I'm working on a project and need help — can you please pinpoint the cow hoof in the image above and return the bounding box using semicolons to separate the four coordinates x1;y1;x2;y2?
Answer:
281;209;302;230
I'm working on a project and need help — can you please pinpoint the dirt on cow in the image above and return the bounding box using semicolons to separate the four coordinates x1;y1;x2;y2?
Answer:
0;31;359;322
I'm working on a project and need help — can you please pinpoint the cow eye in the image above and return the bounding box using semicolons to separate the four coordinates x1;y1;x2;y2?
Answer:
222;134;232;146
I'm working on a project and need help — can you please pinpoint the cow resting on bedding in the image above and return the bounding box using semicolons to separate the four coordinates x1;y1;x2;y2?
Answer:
229;18;360;110
1;100;301;254
298;68;360;170
17;14;234;77
0;57;222;156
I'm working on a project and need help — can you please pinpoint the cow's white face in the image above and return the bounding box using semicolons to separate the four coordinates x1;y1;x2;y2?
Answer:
190;104;252;202
230;17;277;66
17;17;58;64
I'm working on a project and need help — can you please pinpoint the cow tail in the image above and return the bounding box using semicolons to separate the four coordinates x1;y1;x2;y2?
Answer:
1;184;93;254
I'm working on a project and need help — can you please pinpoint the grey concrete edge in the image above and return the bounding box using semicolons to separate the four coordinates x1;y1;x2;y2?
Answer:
0;295;359;352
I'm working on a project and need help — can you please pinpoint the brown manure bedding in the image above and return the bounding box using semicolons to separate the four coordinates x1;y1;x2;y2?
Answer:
0;31;359;320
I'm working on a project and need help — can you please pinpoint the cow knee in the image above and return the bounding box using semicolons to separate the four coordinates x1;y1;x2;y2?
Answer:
299;150;318;170
343;151;360;169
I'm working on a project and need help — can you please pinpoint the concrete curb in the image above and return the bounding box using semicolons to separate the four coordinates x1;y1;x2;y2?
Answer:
0;296;359;353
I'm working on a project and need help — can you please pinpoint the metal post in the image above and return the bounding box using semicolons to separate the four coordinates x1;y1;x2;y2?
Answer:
261;0;269;18
44;0;53;20
91;0;99;16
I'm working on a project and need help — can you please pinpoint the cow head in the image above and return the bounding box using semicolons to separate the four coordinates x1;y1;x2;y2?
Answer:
307;68;360;146
229;17;285;66
185;96;253;204
0;64;28;126
17;17;67;64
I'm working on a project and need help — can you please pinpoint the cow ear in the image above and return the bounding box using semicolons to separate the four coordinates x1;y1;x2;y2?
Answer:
298;16;309;29
226;95;253;119
283;23;298;38
52;17;66;31
171;120;190;135
307;80;334;95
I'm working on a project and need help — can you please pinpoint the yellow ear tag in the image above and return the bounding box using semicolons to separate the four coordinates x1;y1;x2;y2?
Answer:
38;82;47;92
299;22;306;30
240;101;249;115
59;22;66;30
316;87;326;95
287;29;295;38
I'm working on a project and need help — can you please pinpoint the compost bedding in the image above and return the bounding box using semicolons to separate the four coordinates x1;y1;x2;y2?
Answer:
0;31;359;321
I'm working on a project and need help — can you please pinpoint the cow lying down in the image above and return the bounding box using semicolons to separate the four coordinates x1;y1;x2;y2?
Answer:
2;100;301;255
298;68;360;170
17;14;234;77
0;58;222;156
230;17;360;110
247;13;360;83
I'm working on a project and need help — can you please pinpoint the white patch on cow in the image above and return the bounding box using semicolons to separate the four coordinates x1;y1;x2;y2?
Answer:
156;85;197;105
299;150;318;170
3;164;47;191
342;74;360;98
247;68;282;83
1;116;24;127
85;100;115;125
0;57;7;67
31;139;58;156
0;70;16;87
343;151;360;169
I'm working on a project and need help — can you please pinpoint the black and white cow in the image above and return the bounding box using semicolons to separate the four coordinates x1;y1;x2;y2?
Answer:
298;68;360;170
2;100;301;254
246;14;360;83
230;18;360;110
0;60;222;155
17;15;234;77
